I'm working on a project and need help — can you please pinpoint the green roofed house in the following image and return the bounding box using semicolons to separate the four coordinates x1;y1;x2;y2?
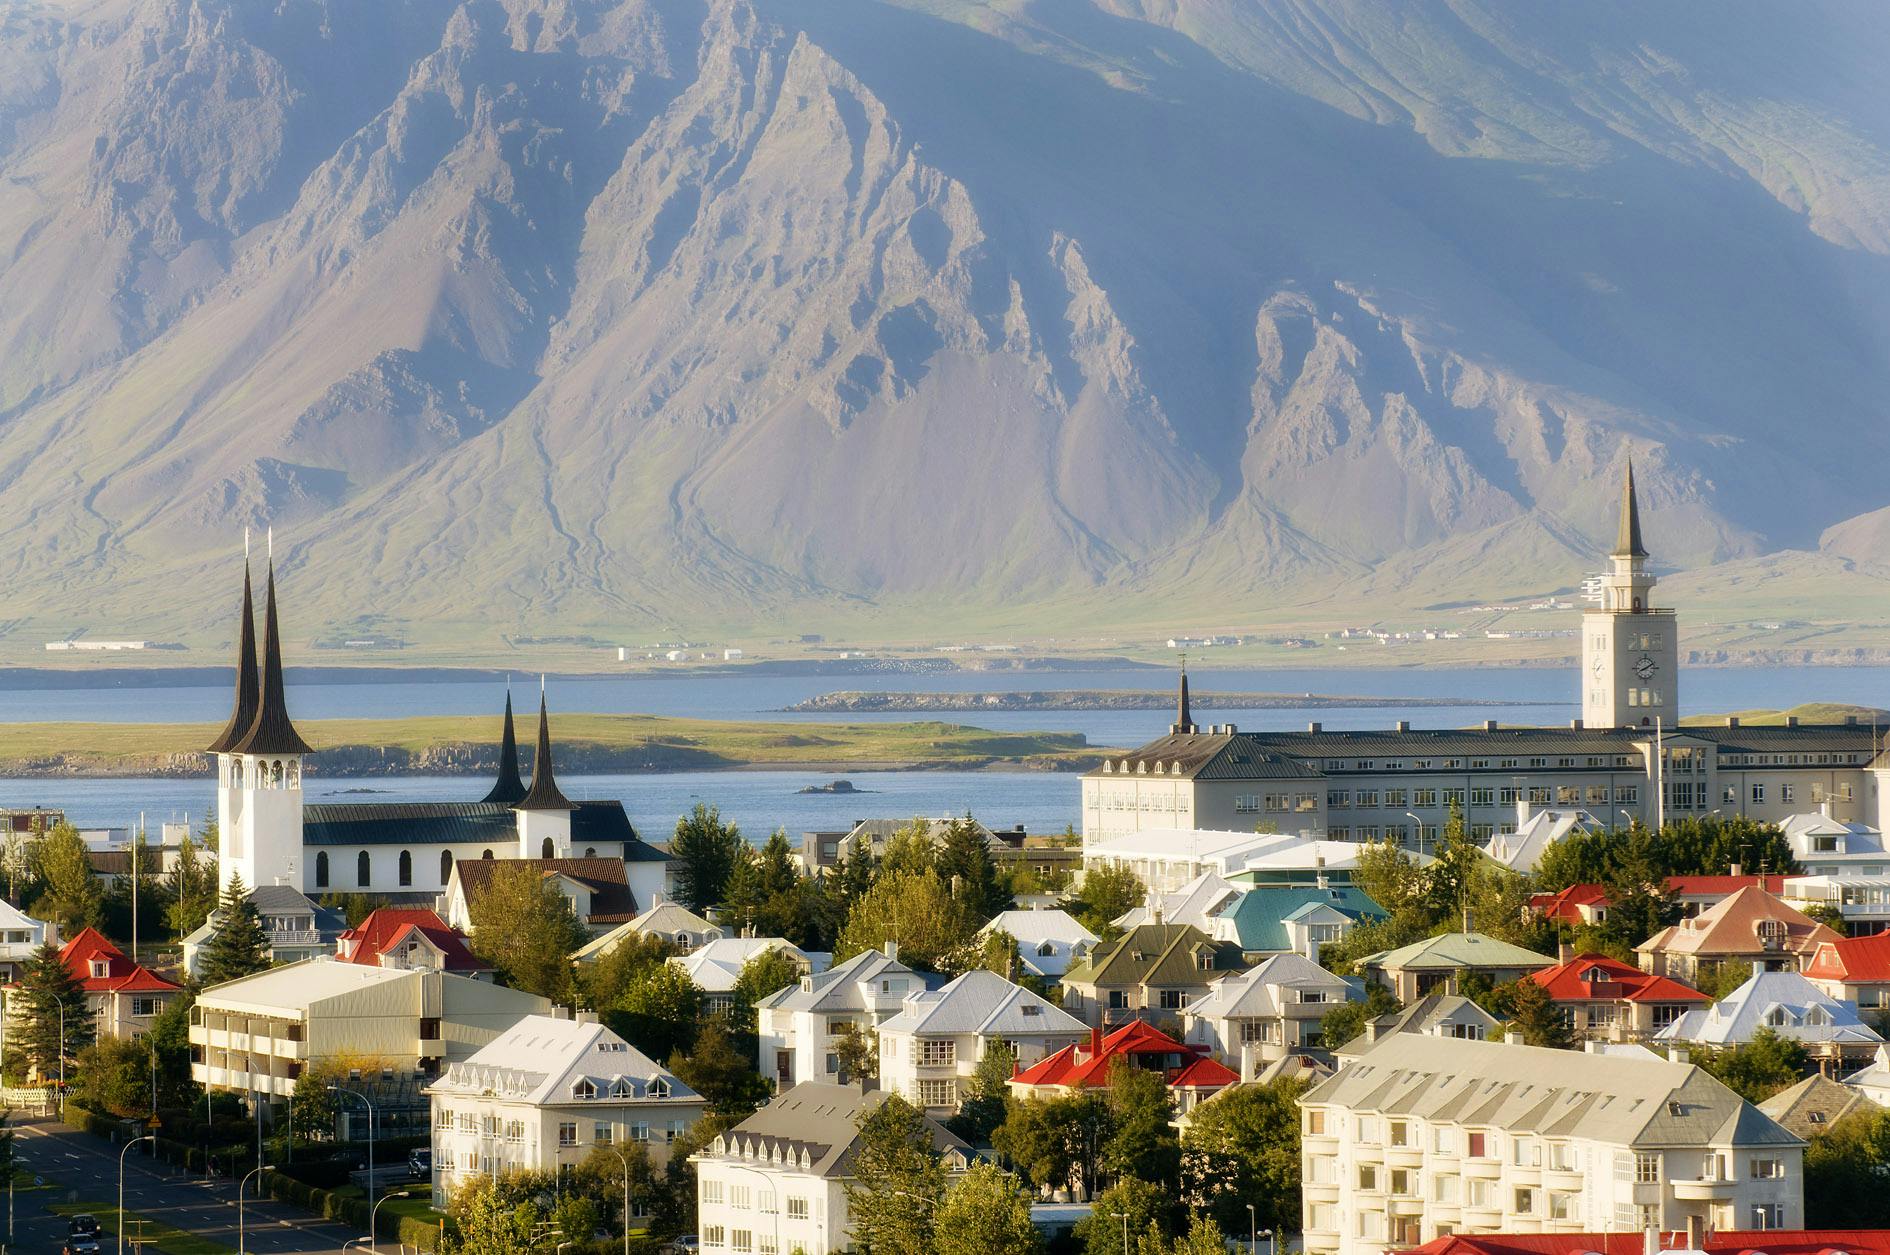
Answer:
1358;932;1555;1002
1221;885;1387;959
1059;922;1247;1028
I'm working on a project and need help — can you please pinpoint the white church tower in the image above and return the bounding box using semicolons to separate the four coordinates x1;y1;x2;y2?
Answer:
210;544;311;893
1582;461;1679;728
513;683;575;859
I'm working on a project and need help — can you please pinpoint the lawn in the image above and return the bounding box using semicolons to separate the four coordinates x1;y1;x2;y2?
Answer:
49;1200;234;1255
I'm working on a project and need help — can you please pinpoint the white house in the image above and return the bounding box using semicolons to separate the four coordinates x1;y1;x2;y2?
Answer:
755;945;923;1089
875;970;1087;1114
1844;1045;1890;1107
180;884;344;978
1781;813;1889;876
0;899;53;983
692;1082;971;1255
1484;808;1605;875
979;909;1098;979
1113;872;1243;933
671;938;826;1013
1655;968;1883;1071
440;857;642;935
574;900;724;963
1299;1033;1805;1255
1181;952;1357;1077
1780;873;1890;936
425;1015;706;1206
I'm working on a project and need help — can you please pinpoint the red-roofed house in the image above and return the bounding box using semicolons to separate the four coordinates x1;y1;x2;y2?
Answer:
1803;932;1890;1012
60;927;180;1039
1527;884;1612;926
1008;1020;1237;1115
336;908;491;980
1410;1233;1890;1255
1528;952;1710;1039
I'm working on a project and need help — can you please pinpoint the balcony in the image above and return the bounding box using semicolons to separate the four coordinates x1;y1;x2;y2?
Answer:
1631;1182;1662;1206
1386;1145;1424;1168
1461;1159;1502;1180
267;929;323;948
1389;1197;1426;1217
1671;1176;1738;1202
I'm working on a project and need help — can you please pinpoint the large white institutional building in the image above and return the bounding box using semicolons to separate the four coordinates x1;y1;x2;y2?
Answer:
1083;465;1888;850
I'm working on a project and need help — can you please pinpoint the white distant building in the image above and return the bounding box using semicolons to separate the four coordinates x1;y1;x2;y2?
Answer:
754;945;922;1089
1299;1033;1805;1255
1781;813;1888;875
978;909;1098;978
573;900;724;963
425;1015;705;1206
1485;808;1605;874
1845;1045;1890;1107
875;970;1087;1113
1182;952;1357;1077
1655;968;1883;1071
0;900;54;983
1114;872;1242;932
1084;829;1416;893
670;938;826;1013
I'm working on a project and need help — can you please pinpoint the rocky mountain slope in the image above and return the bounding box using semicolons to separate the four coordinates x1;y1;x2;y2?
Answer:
1;0;1886;647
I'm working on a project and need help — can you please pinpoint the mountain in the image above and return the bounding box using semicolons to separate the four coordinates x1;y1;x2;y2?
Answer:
1;0;1887;650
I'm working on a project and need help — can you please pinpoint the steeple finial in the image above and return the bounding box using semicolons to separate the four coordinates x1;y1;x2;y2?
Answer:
229;548;313;755
1171;655;1197;735
481;688;526;805
206;546;260;754
516;686;575;812
1613;459;1648;559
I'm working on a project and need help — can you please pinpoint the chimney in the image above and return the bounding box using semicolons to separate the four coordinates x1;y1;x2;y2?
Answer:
1315;853;1329;890
1846;714;1859;726
1558;941;1573;963
883;940;899;961
1730;862;1743;878
1395;720;1411;734
1517;796;1534;826
1726;716;1739;729
1786;715;1799;728
1224;723;1237;734
1643;1218;1660;1255
651;889;664;907
1569;718;1583;730
1307;721;1322;734
1484;719;1499;732
1087;1024;1102;1059
1668;1045;1689;1065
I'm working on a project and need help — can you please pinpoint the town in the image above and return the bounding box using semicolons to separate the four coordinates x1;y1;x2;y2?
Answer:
0;469;1885;1255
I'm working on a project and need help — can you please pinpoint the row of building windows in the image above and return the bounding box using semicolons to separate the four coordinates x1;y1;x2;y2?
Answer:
1233;793;1319;814
1326;784;1642;810
310;841;592;887
700;1182;812;1218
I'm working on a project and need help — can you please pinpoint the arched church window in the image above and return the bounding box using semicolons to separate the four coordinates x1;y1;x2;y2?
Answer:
315;851;329;888
398;851;413;887
233;760;244;788
357;850;371;886
584;848;596;858
482;849;494;860
440;850;454;884
271;760;283;787
541;837;555;859
289;761;300;787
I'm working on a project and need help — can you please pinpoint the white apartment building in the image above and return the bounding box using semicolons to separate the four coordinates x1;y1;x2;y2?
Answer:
692;1082;971;1255
190;958;551;1105
875;970;1087;1113
425;1015;705;1206
754;945;922;1089
1299;1034;1804;1255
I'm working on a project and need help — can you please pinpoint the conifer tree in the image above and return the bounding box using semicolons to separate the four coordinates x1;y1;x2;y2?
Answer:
936;814;1009;923
670;804;746;911
5;940;93;1081
166;834;219;938
201;874;271;985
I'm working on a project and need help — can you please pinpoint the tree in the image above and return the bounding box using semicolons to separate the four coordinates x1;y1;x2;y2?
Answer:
755;829;801;900
2;829;36;902
1490;978;1574;1049
934;1162;1043;1255
165;834;219;938
670;803;746;911
1804;1105;1890;1227
73;1035;161;1118
846;1094;946;1255
721;845;766;934
832;1021;879;1082
941;928;1020;980
609;963;703;1060
667;1022;770;1119
937;815;1010;923
145;986;198;1108
881;819;939;878
5;940;93;1082
1180;1077;1309;1237
1317;984;1399;1051
1351;838;1427;921
1072;863;1145;938
1102;1059;1179;1187
291;1062;342;1142
440;1172;597;1255
834;869;974;972
730;947;803;1032
30;822;103;935
465;862;587;1001
995;1090;1112;1200
947;1041;1015;1145
200;874;272;986
1171;1215;1234;1255
1422;802;1483;928
577;930;677;1011
836;835;879;907
1694;1028;1808;1102
1074;1176;1170;1255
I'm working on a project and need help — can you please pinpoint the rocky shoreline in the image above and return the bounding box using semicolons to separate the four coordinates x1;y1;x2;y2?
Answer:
786;689;1549;713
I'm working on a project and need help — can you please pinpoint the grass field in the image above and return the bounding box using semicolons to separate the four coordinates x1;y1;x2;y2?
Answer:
49;1201;233;1255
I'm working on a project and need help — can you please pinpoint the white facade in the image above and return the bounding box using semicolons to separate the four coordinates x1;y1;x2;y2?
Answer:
1582;465;1679;729
876;970;1087;1113
1182;952;1356;1077
1299;1034;1804;1255
0;900;53;983
217;751;307;894
426;1015;705;1206
754;946;920;1090
980;909;1099;978
671;938;824;1012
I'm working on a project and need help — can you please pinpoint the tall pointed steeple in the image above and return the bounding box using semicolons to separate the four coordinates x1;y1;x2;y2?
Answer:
1170;659;1197;735
481;688;527;805
229;555;313;755
206;553;259;754
1613;459;1648;559
516;684;575;811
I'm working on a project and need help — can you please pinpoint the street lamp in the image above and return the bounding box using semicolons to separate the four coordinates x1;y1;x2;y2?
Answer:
328;1085;376;1202
598;1144;634;1255
1247;1204;1256;1254
238;1163;276;1254
367;1187;412;1255
1404;812;1426;852
118;1134;156;1255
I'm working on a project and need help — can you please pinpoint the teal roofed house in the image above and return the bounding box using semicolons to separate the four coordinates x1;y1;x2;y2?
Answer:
1222;886;1387;958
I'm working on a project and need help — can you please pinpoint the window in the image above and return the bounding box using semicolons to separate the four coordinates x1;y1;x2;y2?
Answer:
357;850;371;886
1467;1132;1487;1158
1752;784;1766;803
731;1185;752;1210
315;851;329;888
1751;1205;1783;1231
1514;1188;1535;1215
1529;787;1551;805
918;1039;956;1067
1549;1193;1575;1220
1388;1120;1410;1147
1384;789;1408;808
1413;789;1437;808
631;1122;650;1142
440;849;454;884
702;1181;724;1205
572;1079;596;1099
1750;1158;1785;1179
437;1108;454;1129
1264;793;1289;813
787;1197;810;1220
1389;1169;1414;1196
91;960;109;978
558;1122;577;1147
130;996;161;1017
1356;790;1380;808
1470;788;1494;808
702;1226;724;1246
1328;790;1351;808
1159;989;1188;1010
918;1079;957;1108
1616;786;1639;803
398;850;413;887
1306;1110;1326;1136
732;1231;754;1253
1358;1165;1379;1192
1636;1153;1659;1183
594;1122;613;1144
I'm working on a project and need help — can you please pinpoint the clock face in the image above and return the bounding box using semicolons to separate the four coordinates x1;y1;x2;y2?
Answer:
1591;656;1606;675
1634;654;1658;682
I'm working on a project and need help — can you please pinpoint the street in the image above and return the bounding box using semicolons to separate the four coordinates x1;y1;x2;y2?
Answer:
7;1117;372;1254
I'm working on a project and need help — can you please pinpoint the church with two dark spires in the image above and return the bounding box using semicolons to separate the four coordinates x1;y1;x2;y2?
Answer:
205;550;670;927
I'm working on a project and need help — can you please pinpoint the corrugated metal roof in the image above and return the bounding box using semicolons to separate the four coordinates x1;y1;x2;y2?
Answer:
301;799;644;849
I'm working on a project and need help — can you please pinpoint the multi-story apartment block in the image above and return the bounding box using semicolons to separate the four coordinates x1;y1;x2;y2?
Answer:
1299;1034;1804;1255
1527;952;1709;1041
692;1082;972;1255
1182;952;1356;1075
425;1015;704;1206
875;970;1086;1114
1083;469;1890;853
1058;922;1247;1028
754;945;923;1089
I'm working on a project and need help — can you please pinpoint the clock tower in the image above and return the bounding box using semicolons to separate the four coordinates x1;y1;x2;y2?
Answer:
1582;461;1679;728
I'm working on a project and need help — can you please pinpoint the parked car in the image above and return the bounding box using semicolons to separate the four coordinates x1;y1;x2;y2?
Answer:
67;1216;101;1238
407;1148;432;1177
63;1239;101;1255
662;1238;700;1255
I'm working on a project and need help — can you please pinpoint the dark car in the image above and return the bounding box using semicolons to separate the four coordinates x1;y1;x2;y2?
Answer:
67;1217;101;1238
63;1239;101;1255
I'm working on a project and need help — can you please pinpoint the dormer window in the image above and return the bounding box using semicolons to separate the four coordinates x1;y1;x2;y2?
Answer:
572;1079;597;1100
1037;941;1056;956
610;1078;635;1099
649;1078;670;1099
90;960;109;978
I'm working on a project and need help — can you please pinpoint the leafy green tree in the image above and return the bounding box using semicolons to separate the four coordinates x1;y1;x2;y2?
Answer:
201;874;272;986
881;819;939;878
1171;1214;1235;1255
846;1094;946;1255
1804;1105;1890;1226
30;822;103;935
609;962;704;1061
291;1063;342;1142
465;862;587;1001
937;815;1010;923
165;834;219;939
941;927;1020;980
1352;838;1427;920
834;869;974;971
73;1035;161;1118
145;986;198;1108
1317;984;1399;1050
1179;1076;1308;1236
5;940;93;1082
2;829;36;903
1103;1059;1179;1187
668;1022;770;1119
1072;862;1146;938
729;947;803;1032
947;1041;1015;1145
1694;1028;1808;1102
1423;801;1484;928
577;930;677;1010
995;1090;1112;1200
1490;977;1574;1049
440;1171;597;1254
934;1162;1043;1255
670;803;746;911
1075;1176;1170;1255
832;1021;879;1082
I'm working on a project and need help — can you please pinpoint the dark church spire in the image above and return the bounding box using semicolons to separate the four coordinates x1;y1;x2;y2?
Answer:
230;543;313;756
1613;459;1648;559
481;687;527;805
516;682;575;811
206;546;259;755
1170;658;1197;735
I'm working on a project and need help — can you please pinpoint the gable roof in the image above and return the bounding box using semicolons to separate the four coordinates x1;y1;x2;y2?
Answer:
1114;872;1242;931
1805;932;1890;984
573;902;721;963
1085;731;1325;781
1011;1019;1238;1092
1757;1073;1872;1138
450;857;638;924
1363;993;1501;1044
1222;886;1385;951
1638;885;1838;959
760;947;924;1013
1062;922;1246;990
338;908;487;973
59;927;180;995
1656;970;1884;1047
1360;932;1554;973
979;909;1097;948
1527;883;1613;924
671;938;814;994
878;969;1086;1038
426;1014;695;1107
701;1082;968;1180
1530;953;1710;1005
1185;952;1352;1022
